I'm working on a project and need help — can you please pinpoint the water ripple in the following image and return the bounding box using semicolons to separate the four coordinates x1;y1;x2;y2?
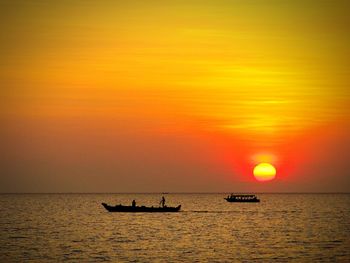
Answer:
0;193;349;262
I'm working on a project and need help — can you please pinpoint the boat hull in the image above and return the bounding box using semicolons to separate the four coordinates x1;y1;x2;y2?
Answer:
225;198;260;203
102;203;181;212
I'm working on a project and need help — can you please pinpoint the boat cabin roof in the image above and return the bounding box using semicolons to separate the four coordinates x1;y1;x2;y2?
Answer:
229;194;256;197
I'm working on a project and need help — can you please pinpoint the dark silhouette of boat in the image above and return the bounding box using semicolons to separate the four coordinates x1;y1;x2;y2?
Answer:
225;194;260;203
101;203;181;212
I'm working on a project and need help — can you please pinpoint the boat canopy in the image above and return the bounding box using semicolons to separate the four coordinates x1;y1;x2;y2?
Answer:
229;194;257;197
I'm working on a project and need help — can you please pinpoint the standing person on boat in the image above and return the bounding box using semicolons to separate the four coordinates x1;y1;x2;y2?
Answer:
160;196;166;207
132;200;136;207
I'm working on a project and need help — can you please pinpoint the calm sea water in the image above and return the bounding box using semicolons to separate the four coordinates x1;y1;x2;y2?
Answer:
0;194;349;262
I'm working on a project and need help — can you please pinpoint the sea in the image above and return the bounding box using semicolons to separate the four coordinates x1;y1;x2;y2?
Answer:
0;193;349;262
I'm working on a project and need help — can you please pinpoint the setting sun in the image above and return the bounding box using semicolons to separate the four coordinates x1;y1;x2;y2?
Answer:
253;163;276;182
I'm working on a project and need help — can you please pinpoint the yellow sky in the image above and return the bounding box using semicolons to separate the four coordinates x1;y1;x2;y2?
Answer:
1;0;349;192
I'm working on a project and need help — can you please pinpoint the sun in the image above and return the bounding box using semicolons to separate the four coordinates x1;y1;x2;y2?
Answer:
253;163;276;182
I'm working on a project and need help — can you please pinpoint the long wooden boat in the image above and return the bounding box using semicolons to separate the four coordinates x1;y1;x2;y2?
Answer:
225;194;260;203
101;203;181;212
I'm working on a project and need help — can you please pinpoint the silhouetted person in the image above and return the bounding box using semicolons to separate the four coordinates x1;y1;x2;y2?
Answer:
132;200;136;207
160;196;166;207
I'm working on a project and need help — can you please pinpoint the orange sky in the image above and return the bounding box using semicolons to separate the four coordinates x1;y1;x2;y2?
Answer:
1;0;349;192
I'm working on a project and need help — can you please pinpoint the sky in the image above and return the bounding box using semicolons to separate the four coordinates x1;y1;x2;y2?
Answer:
1;0;349;192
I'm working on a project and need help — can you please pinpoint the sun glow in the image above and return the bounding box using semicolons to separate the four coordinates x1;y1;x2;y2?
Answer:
253;163;276;182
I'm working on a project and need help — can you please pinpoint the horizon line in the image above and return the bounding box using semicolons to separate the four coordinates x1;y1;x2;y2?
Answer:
0;192;349;195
